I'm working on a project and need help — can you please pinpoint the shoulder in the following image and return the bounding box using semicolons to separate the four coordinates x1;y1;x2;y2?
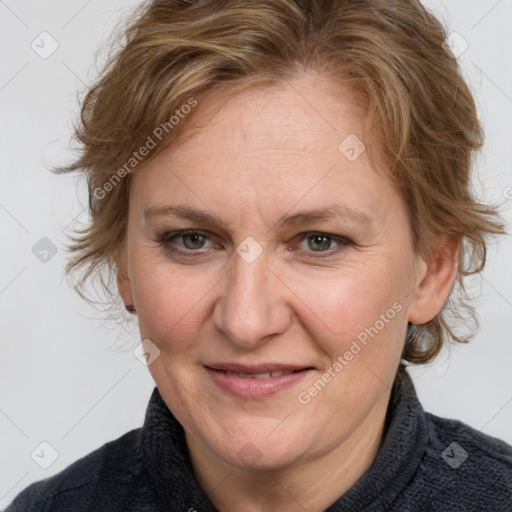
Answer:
5;428;143;512
402;412;512;511
426;411;512;467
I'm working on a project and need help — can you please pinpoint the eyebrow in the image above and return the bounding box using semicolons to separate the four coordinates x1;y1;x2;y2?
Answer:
144;204;372;230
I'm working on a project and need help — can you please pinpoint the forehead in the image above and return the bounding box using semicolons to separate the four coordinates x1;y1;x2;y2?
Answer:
131;74;399;228
171;75;368;157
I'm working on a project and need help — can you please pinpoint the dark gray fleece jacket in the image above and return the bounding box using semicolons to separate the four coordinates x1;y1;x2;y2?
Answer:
5;367;512;511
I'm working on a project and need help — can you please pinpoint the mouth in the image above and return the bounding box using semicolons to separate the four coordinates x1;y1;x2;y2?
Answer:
204;363;314;399
219;369;298;379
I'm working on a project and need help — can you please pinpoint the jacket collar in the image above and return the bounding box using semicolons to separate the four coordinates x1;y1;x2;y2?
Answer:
326;366;428;511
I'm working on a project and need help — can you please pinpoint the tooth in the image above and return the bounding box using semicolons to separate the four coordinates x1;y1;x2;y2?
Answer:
226;370;298;378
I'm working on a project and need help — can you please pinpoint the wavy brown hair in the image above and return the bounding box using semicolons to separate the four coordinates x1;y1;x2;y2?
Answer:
59;0;505;364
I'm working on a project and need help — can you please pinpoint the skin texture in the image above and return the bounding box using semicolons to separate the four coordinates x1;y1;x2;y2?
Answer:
117;72;458;512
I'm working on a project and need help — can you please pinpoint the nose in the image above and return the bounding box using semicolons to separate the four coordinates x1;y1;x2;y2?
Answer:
212;248;291;349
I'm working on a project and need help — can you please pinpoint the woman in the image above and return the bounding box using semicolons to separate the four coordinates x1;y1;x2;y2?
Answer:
7;0;511;510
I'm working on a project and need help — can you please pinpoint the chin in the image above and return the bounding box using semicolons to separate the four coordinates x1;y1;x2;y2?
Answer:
206;423;310;472
226;445;300;472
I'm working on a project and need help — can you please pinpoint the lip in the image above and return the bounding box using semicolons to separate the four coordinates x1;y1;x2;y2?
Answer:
205;363;314;399
206;362;312;373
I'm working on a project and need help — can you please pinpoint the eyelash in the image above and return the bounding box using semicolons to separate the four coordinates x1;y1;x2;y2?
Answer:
158;229;351;259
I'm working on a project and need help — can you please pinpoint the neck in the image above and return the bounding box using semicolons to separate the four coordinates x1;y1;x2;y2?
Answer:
186;389;391;512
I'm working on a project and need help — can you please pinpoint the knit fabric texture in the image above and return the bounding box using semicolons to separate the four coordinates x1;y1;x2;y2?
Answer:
5;367;512;511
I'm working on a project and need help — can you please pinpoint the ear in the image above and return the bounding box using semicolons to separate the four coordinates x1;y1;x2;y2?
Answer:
408;237;460;325
116;251;133;308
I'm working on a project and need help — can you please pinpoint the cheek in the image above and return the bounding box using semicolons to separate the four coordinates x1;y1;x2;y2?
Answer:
130;255;217;351
297;271;408;415
294;260;409;356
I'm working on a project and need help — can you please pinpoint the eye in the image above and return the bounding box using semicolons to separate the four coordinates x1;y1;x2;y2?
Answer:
295;232;350;257
159;230;217;254
179;232;207;250
158;229;351;259
303;234;335;251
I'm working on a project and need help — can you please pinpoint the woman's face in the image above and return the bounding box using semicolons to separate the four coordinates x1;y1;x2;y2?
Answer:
119;73;427;471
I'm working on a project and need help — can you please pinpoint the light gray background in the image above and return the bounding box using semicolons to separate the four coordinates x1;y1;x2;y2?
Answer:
1;0;511;507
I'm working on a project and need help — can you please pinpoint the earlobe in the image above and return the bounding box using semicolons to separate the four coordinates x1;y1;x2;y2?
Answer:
408;237;460;325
